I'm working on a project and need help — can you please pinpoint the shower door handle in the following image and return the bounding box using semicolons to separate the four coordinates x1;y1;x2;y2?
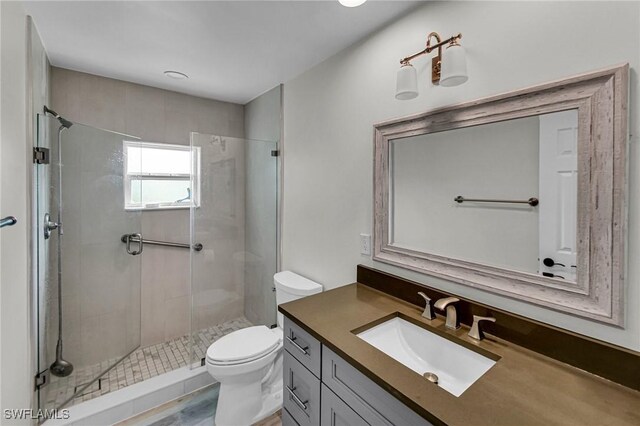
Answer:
125;233;144;255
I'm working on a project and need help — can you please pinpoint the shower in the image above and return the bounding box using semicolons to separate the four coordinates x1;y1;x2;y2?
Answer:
34;100;279;414
44;105;74;378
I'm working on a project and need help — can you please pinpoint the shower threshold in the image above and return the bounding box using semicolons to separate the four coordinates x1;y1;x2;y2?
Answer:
44;317;252;410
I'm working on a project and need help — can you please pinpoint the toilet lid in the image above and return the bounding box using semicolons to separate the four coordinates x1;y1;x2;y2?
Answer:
207;326;280;364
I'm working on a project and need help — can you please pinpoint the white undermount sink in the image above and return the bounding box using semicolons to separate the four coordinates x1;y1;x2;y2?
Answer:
356;317;496;397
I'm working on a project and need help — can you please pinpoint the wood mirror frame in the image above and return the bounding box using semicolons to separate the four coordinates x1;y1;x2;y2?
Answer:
373;64;628;326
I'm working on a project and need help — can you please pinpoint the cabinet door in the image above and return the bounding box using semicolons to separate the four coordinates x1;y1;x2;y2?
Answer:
322;347;432;426
321;384;369;426
283;408;300;426
284;350;321;426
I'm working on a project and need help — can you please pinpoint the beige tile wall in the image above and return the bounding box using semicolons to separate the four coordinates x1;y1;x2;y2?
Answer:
50;68;245;366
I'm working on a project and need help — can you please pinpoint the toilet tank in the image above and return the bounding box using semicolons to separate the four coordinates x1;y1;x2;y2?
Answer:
274;271;323;328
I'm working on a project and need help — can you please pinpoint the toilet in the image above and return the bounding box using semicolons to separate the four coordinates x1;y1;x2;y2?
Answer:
206;271;323;426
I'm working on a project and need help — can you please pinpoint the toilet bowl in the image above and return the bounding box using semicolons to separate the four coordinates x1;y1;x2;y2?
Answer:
206;271;323;426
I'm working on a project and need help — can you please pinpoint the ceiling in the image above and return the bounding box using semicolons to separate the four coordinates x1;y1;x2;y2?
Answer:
24;1;420;104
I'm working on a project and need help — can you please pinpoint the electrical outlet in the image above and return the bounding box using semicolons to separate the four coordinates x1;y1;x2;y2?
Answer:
360;233;371;256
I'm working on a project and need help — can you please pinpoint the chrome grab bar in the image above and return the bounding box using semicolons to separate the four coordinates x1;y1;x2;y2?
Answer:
125;233;143;256
0;216;17;228
286;335;309;355
285;385;308;411
454;195;539;207
120;234;203;252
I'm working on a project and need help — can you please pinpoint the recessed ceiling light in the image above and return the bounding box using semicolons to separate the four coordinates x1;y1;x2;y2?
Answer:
164;70;189;80
339;0;367;7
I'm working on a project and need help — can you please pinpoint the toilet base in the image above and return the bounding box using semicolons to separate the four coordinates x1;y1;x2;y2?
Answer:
214;381;283;426
212;351;284;426
248;386;283;425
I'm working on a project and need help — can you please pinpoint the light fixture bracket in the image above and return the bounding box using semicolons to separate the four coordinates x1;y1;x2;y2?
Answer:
431;56;441;84
399;32;462;84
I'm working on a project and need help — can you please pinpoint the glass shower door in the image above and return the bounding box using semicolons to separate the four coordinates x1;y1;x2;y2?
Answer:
189;133;279;365
35;114;143;410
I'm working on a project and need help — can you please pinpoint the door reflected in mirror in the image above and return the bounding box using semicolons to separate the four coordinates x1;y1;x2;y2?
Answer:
389;109;578;281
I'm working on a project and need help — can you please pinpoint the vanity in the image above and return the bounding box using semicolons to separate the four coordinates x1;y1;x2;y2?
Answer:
278;266;640;426
278;64;640;425
281;314;431;426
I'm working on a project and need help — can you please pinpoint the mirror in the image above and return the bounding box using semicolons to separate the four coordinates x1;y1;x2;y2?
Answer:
374;65;628;326
389;109;578;282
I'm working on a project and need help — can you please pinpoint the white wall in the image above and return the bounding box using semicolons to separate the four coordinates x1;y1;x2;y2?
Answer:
283;1;640;349
0;1;32;421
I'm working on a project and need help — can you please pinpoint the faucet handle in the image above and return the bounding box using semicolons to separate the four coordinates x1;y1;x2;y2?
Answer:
468;315;496;341
433;296;459;311
417;292;435;320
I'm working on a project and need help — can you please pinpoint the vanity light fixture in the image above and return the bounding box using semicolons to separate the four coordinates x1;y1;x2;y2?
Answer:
339;0;367;7
395;32;468;100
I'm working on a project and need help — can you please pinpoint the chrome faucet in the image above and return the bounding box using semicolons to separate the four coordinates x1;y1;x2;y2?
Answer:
468;315;496;341
434;297;460;329
417;292;435;320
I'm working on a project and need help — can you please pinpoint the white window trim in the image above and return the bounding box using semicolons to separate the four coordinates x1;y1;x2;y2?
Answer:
123;141;201;211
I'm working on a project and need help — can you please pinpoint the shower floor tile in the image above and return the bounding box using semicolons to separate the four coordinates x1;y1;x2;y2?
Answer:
44;317;253;409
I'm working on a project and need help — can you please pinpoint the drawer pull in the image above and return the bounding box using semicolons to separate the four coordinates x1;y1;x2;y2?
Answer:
286;335;309;355
286;385;309;411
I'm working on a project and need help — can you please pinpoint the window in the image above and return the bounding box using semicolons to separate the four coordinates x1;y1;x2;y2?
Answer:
124;141;200;210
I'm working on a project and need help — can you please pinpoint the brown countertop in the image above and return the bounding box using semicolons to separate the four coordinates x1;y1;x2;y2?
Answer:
278;283;640;426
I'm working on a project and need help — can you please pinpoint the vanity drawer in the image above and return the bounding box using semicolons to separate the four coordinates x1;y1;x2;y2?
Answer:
282;408;300;426
284;350;321;426
284;316;322;378
321;384;369;426
322;347;432;426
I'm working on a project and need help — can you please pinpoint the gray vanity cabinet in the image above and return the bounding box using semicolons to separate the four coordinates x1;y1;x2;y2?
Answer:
321;384;368;426
282;316;432;426
282;407;299;426
322;347;431;426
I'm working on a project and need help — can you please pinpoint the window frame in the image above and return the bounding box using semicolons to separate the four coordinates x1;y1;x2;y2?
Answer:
123;141;201;211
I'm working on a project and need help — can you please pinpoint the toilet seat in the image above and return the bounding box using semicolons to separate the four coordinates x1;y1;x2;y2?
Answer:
207;326;281;366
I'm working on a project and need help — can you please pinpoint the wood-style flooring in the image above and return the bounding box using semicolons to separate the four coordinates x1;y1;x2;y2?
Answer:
116;384;282;426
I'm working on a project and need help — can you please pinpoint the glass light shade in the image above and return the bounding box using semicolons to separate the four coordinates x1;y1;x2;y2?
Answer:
395;64;418;100
339;0;367;7
440;44;468;87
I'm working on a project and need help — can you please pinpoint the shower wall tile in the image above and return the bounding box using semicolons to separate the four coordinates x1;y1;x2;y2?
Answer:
163;296;190;341
124;83;166;142
78;314;103;367
140;259;166;347
50;66;246;353
164;91;195;146
163;254;190;300
77;72;127;131
141;210;189;243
